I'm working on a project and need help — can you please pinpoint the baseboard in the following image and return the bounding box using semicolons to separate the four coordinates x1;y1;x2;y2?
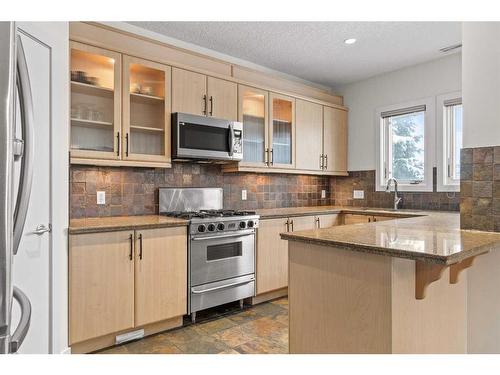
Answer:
251;287;288;305
70;315;183;354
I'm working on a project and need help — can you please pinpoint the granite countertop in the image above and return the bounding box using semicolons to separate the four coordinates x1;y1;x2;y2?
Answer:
69;215;189;234
255;205;422;219
280;209;500;265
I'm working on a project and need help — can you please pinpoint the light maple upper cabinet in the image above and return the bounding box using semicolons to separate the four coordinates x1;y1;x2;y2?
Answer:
69;230;135;345
323;106;348;173
172;67;238;121
269;93;295;169
296;99;323;171
123;56;172;163
207;76;238;121
171;67;206;116
134;227;187;327
238;85;269;167
70;41;121;160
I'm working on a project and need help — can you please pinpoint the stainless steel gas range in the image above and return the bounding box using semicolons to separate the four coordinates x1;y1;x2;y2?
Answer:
159;188;258;323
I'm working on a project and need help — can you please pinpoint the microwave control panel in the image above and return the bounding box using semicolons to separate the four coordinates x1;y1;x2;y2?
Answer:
233;129;242;153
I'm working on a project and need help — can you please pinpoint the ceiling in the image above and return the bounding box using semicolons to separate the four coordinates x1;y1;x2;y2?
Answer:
129;22;462;89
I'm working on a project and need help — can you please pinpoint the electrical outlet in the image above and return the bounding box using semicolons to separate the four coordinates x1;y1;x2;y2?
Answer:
241;189;247;200
353;190;364;199
321;190;326;199
97;191;106;205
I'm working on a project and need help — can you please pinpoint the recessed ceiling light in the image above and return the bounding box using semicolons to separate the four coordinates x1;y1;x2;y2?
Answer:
344;38;357;45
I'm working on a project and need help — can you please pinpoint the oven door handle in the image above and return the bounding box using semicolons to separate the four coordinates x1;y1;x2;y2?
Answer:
192;278;255;295
191;230;255;241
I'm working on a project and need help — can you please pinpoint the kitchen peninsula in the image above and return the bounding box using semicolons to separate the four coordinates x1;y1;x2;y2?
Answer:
281;211;500;354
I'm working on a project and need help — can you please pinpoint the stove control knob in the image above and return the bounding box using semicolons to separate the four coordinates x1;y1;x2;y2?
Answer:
247;220;254;228
217;222;225;231
197;224;206;233
207;223;216;232
239;221;247;229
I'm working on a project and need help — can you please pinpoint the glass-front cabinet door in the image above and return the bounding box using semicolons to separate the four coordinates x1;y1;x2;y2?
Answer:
269;93;295;168
238;85;269;167
70;42;121;160
122;56;171;163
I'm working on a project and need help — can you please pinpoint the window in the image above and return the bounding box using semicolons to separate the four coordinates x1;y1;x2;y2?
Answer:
437;92;462;192
376;98;435;192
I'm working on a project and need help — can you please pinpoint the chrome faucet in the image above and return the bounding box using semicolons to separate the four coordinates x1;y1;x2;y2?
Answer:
385;178;402;210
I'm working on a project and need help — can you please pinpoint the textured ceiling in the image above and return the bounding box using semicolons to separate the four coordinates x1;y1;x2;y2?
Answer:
129;22;462;89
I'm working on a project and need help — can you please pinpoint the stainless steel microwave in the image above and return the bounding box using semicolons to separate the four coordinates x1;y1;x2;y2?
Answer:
172;113;243;161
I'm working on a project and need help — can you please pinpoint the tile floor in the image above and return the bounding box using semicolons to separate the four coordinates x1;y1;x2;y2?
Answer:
97;297;289;354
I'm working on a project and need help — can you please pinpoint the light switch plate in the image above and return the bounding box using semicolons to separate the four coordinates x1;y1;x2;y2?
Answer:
97;191;106;205
321;190;326;199
241;189;247;200
353;190;364;199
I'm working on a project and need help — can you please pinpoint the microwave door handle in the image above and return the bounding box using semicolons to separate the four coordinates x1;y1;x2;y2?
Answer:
9;286;31;353
228;123;234;157
13;35;35;255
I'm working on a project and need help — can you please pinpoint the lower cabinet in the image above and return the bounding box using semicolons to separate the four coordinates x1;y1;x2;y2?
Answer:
69;226;187;349
315;214;340;228
256;218;290;295
256;214;337;297
134;227;187;327
69;230;135;345
342;213;397;225
342;213;372;225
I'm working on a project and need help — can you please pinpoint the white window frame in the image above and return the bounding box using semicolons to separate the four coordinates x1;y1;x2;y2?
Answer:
375;97;435;192
436;91;462;192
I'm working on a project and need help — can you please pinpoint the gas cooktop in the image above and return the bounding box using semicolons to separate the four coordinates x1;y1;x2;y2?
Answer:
161;209;257;220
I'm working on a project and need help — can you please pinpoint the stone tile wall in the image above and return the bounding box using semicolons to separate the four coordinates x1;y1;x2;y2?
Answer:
70;163;332;219
70;164;461;219
332;168;460;211
460;146;500;232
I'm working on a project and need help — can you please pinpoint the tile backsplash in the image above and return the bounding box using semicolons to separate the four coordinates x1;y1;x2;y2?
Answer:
332;169;460;211
70;163;332;219
460;146;500;232
70;163;461;219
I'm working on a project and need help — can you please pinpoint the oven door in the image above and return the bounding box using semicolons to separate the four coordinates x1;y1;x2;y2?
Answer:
173;113;230;160
190;230;255;287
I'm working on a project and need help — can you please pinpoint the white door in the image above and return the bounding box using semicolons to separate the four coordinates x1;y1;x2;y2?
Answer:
10;30;51;354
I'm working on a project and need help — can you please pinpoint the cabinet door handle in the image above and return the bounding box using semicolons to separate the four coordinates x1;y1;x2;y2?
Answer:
290;219;294;232
202;94;207;115
368;217;371;223
125;133;129;157
320;154;324;169
265;148;269;166
285;219;290;232
270;148;274;165
116;131;120;157
128;234;133;261
324;154;328;170
373;217;377;222
209;96;214;116
138;233;143;260
315;217;320;228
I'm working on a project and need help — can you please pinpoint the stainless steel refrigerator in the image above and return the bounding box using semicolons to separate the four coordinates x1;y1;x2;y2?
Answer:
0;22;34;354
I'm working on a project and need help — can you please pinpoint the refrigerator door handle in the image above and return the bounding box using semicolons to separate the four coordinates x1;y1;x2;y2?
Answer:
9;286;31;353
13;35;34;255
